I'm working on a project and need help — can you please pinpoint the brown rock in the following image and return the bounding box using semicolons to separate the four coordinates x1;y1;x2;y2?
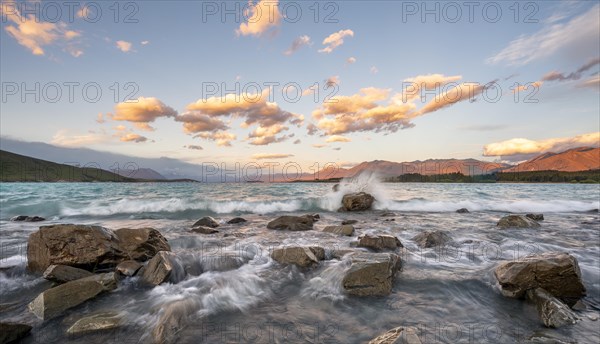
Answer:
43;264;93;284
266;215;314;231
342;252;402;296
67;311;124;335
141;251;186;286
308;246;326;260
526;213;544;221
412;231;453;248
152;299;200;344
358;234;402;251
497;215;541;229
341;219;358;225
368;326;422;344
323;225;355;236
192;216;219;228
0;323;32;343
114;228;171;262
115;260;143;277
227;217;247;224
456;208;470;213
341;192;375;211
526;288;578;328
190;226;219;234
271;247;319;268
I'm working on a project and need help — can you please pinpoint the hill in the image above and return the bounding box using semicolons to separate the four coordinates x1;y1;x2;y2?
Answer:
504;147;600;172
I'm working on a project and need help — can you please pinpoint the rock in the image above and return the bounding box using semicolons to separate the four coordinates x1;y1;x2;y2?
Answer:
367;326;421;344
28;273;117;320
192;216;219;228
332;184;339;192
323;225;355;236
341;192;375;211
11;215;45;222
412;231;453;248
342;252;402;296
190;226;219;234
10;215;28;221
342;219;358;225
331;249;354;259
266;215;314;231
114;228;171;262
271;247;319;268
305;213;320;222
497;215;541;228
494;252;586;307
198;255;245;272
227;217;247;224
526;288;578;328
358;234;402;251
381;212;396;217
115;260;143;277
43;264;93;284
526;213;544;221
67;311;124;335
27;224;126;273
152;299;200;344
141;251;186;286
456;208;470;213
0;323;32;343
308;246;326;260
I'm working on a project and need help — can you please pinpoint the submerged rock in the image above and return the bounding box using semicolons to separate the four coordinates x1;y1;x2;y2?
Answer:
11;215;45;222
28;273;118;320
494;252;586;307
266;215;314;231
342;252;402;296
115;260;143;277
526;288;578;328
271;246;319;268
526;213;544;221
332;184;340;192
114;228;171;262
323;225;355;236
192;216;219;228
0;323;32;343
456;208;470;213
412;230;453;248
358;234;402;251
341;219;358;225
227;217;247;224
190;226;219;234
67;311;124;335
152;299;200;344
367;326;421;344
341;192;375;211
43;264;93;284
497;215;541;229
141;251;186;286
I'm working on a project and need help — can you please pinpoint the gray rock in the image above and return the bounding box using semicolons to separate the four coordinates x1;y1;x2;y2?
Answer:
342;252;402;296
115;260;143;277
227;217;247;224
114;227;171;262
199;255;245;272
43;264;93;284
367;326;422;344
308;246;326;260
494;252;586;307
271;247;319;268
11;215;45;222
0;323;32;343
190;226;219;234
332;184;339;192
358;234;402;251
341;219;358;225
67;311;124;335
152;299;200;344
141;251;186;286
526;213;544;221
323;225;355;236
28;273;117;320
412;231;453;248
497;215;541;228
341;192;375;211
192;216;219;228
266;215;314;231
526;288;578;328
456;208;470;213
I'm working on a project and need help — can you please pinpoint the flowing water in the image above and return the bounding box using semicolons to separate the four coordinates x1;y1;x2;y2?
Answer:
1;179;599;343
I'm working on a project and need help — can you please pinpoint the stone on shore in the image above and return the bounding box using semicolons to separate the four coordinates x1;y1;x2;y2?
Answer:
341;219;358;225
43;264;93;284
341;192;375;211
342;252;402;296
266;215;314;231
526;213;544;221
358;234;402;251
115;260;143;277
192;216;219;228
368;326;422;344
114;228;171;262
412;231;453;248
456;208;470;213
190;226;219;234
323;225;355;236
152;300;200;344
271;247;319;268
66;311;125;335
11;215;45;222
0;323;32;343
526;288;578;328
497;215;541;229
494;252;586;307
227;217;247;224
141;251;186;286
28;273;118;320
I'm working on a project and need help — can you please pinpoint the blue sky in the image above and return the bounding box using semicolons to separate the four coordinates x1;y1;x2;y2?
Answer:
1;0;599;168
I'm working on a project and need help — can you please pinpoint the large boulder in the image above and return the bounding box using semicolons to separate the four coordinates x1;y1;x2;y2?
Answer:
323;225;355;236
494;252;586;307
271;247;319;268
497;215;541;229
115;260;143;277
358;234;402;251
526;288;578;328
0;323;32;343
43;264;93;284
227;217;247;224
412;231;453;248
28;273;118;320
66;311;125;335
27;224;126;273
342;252;402;296
266;215;314;231
192;216;219;228
367;326;422;344
141;251;186;286
114;228;171;261
341;192;375;211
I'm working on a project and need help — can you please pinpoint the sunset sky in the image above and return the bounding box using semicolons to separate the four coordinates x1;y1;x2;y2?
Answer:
1;0;599;168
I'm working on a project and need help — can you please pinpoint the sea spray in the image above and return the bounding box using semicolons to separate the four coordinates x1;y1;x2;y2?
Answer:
320;171;392;211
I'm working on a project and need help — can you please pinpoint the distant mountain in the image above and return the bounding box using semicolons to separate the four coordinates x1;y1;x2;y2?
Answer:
117;168;165;180
504;147;600;172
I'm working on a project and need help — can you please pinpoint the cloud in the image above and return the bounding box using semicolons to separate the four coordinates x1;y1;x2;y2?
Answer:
141;40;150;45
284;35;311;55
416;82;489;115
96;113;106;124
312;144;327;148
252;153;294;160
541;57;600;82
399;74;462;102
293;139;301;144
325;75;340;88
247;124;293;145
318;29;354;53
119;133;148;143
175;113;229;133
370;66;379;74
325;135;351;143
576;75;600;89
51;130;110;146
116;40;133;53
347;57;356;64
487;5;600;65
332;147;341;151
111;97;178;130
196;131;237;147
1;1;82;57
237;0;281;37
184;145;203;150
483;132;600;156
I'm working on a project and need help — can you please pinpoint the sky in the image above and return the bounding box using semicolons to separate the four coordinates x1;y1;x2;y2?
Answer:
1;0;599;169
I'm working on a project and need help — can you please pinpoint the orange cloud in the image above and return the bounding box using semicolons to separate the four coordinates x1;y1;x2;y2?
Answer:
196;131;237;147
319;29;354;53
399;74;462;102
237;0;281;37
325;135;351;143
119;133;148;143
483;132;600;156
116;40;133;53
111;97;178;130
252;153;294;160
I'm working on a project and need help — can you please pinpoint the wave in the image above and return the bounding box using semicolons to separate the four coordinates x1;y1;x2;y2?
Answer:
382;199;600;213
